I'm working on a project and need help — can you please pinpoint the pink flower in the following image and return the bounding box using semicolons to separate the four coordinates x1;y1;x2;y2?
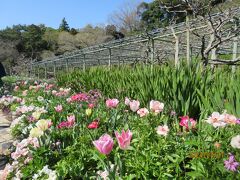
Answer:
206;112;226;128
93;134;114;155
71;93;88;102
28;137;39;148
224;154;239;171
129;100;140;112
115;129;132;150
150;100;164;114
224;113;237;125
137;108;149;117
88;120;99;129
24;157;33;164
106;99;119;108
47;120;53;128
156;125;169;136
125;97;131;106
67;115;75;126
88;103;95;109
22;90;28;96
179;116;197;130
54;105;63;112
14;86;19;91
57;119;75;129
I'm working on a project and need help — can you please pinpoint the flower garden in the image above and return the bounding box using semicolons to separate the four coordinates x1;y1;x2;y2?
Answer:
0;64;240;179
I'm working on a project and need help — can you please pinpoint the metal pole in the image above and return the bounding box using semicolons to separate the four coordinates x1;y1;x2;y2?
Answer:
150;38;154;71
118;57;120;67
37;65;40;79
83;54;86;71
53;61;56;76
66;59;69;72
232;23;238;73
44;63;47;79
108;48;112;69
186;15;190;66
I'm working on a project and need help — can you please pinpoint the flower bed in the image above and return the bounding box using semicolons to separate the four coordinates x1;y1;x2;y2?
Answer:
0;80;240;179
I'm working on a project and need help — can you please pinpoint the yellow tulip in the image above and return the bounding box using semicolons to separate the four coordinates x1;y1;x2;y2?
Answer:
30;127;43;137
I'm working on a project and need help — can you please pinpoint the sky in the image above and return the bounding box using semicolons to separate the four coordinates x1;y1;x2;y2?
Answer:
0;0;152;30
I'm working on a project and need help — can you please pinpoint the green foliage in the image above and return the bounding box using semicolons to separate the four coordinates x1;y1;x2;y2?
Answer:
56;62;240;118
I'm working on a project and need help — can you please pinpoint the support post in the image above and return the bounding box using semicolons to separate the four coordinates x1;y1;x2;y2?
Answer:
232;24;238;73
150;38;155;71
29;63;32;77
66;59;69;72
44;63;47;79
171;27;179;68
186;15;190;66
83;54;86;71
37;65;40;79
118;57;120;67
108;48;112;69
53;61;56;76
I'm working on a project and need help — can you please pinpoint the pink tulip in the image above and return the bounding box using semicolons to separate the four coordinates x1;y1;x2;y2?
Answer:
179;116;197;130
150;100;164;114
115;129;132;150
137;108;149;117
67;115;75;126
55;105;63;112
93;134;114;155
106;99;119;108
156;125;169;136
88;120;99;129
14;86;19;91
47;120;53;128
125;97;131;106
129;100;140;112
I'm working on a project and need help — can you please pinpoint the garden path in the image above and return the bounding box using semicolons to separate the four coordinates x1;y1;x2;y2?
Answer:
0;112;13;169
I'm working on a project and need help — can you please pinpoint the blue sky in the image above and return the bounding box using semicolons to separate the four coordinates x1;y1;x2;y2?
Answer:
0;0;152;30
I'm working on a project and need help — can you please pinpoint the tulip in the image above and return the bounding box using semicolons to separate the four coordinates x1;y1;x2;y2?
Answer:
129;100;140;112
54;105;63;112
106;99;119;108
88;103;95;109
93;134;114;155
36;119;49;131
86;108;92;116
156;125;169;136
150;100;164;114
115;129;132;150
137;108;149;117
67;115;75;126
88;120;99;129
179;116;197;130
125;97;131;106
29;127;43;137
32;112;41;120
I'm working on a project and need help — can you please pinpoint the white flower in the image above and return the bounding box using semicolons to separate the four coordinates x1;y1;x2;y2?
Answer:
205;112;226;128
37;96;44;102
230;135;240;149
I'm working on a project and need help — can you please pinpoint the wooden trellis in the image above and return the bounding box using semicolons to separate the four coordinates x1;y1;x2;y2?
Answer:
30;7;240;78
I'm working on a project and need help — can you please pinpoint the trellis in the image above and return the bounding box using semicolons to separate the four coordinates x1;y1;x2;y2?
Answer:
30;7;240;78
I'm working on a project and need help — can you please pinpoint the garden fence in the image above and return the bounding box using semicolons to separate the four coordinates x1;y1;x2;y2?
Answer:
30;7;240;78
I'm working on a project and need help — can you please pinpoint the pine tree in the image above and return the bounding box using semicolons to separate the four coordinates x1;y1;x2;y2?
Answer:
59;18;70;32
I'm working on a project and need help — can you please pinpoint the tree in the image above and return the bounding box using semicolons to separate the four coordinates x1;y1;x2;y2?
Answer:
137;0;228;30
105;25;125;40
108;0;141;33
59;18;70;32
21;24;48;59
70;28;78;35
